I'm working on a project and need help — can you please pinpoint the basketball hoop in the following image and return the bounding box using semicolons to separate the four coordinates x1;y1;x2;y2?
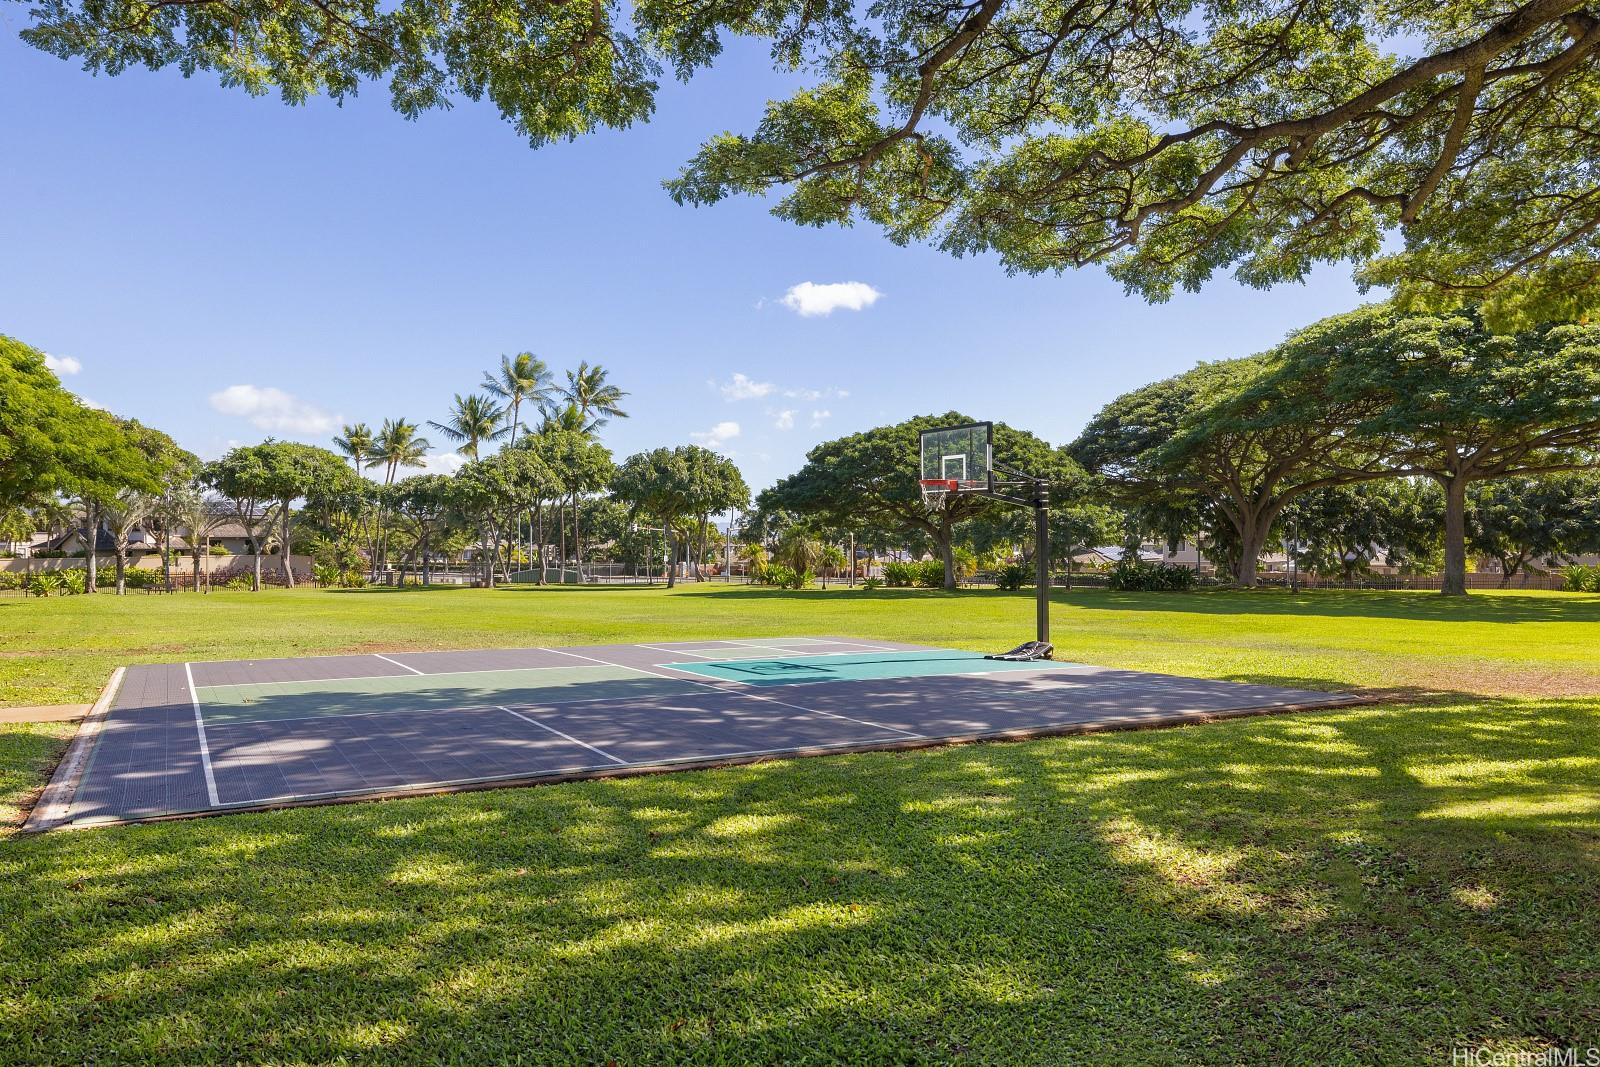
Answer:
919;477;960;507
918;423;993;508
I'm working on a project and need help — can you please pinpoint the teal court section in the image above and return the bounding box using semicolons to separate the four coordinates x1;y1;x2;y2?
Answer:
663;650;1072;686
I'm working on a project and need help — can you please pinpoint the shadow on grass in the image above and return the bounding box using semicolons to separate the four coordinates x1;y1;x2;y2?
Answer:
3;690;1596;1062
664;583;1600;625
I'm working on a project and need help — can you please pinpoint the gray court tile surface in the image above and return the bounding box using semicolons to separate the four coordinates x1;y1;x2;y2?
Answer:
41;638;1360;829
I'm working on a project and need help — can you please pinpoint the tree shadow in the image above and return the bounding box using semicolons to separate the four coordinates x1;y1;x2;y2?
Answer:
1060;587;1600;625
5;689;1596;1061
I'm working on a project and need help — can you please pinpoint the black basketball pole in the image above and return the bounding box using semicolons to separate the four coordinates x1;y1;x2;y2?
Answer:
1033;478;1050;645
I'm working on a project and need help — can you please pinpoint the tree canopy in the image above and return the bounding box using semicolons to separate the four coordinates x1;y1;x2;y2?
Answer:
22;3;1600;320
1078;302;1600;592
767;412;1077;589
1072;350;1392;585
1250;305;1600;593
611;445;733;586
0;334;163;507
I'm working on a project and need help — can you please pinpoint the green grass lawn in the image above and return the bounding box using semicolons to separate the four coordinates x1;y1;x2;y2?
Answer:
2;586;1597;1063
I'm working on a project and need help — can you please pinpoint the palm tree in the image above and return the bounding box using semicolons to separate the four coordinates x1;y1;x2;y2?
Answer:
556;363;627;575
428;394;505;461
169;485;222;593
560;361;628;431
370;418;431;485
482;353;554;441
366;418;431;575
98;489;154;595
333;423;375;476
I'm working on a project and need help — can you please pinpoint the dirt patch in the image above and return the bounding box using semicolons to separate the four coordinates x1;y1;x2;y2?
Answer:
1393;664;1600;700
0;705;90;724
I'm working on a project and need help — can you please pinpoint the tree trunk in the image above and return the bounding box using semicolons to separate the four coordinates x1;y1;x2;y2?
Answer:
692;514;707;581
483;524;496;589
114;540;127;595
280;500;296;588
1441;475;1469;596
535;503;546;585
251;532;263;591
666;524;678;588
938;517;957;590
85;503;98;593
421;528;432;586
191;549;201;594
162;528;173;592
1232;510;1268;587
573;493;583;580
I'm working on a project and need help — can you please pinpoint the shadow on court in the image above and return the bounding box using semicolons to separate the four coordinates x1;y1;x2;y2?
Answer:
6;688;1597;1062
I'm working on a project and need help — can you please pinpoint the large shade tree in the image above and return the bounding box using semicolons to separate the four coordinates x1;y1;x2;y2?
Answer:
23;3;1600;321
612;446;720;587
1072;350;1394;587
1468;473;1600;583
768;413;1075;590
393;474;456;585
1249;306;1600;594
1;334;162;509
204;448;278;591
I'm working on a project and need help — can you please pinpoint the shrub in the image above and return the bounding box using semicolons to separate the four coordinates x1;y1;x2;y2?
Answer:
1107;559;1196;592
861;577;883;591
914;559;946;587
314;562;367;588
122;569;162;589
0;572;25;591
28;572;67;597
1564;564;1600;592
760;563;812;589
882;561;918;587
209;544;229;555
224;575;255;591
61;568;87;594
994;562;1033;591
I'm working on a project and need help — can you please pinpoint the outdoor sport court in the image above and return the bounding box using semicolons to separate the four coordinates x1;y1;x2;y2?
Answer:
30;637;1363;830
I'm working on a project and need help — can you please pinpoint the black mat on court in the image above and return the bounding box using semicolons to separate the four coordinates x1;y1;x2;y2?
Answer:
35;637;1362;829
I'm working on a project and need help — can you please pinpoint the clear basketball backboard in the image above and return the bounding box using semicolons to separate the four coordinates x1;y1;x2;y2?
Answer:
919;422;992;506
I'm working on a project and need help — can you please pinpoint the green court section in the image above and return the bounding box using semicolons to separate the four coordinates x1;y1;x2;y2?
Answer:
195;666;704;724
664;651;1068;686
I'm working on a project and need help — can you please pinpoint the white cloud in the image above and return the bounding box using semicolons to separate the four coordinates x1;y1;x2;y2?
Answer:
716;373;776;401
690;421;741;451
208;384;337;435
77;396;107;411
810;409;832;428
786;386;849;401
772;409;796;431
779;281;883;317
44;353;82;375
408;452;465;477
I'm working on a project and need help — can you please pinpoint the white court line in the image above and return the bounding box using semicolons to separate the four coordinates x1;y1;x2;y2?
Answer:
722;642;900;656
497;707;629;765
550;643;928;742
218;733;933;809
193;641;924;688
372;653;425;676
634;641;900;658
633;643;771;659
199;684;708;728
184;662;221;807
195;660;633;690
601;655;928;739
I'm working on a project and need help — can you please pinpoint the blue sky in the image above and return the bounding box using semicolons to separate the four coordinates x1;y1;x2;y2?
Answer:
1;26;1374;491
